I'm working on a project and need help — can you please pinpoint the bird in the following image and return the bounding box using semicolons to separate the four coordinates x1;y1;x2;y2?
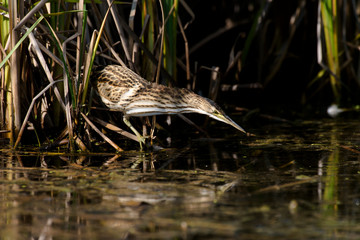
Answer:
90;65;246;149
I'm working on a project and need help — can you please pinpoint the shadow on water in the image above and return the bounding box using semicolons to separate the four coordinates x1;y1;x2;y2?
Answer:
1;119;360;239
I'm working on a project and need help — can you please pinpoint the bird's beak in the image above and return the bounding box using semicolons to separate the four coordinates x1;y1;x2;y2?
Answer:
213;113;246;134
224;115;246;133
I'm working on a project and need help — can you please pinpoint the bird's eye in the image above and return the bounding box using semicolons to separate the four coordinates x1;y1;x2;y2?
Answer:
213;110;219;115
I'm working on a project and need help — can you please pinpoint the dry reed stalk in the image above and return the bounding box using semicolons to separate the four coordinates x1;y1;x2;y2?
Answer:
177;16;190;84
150;0;166;143
8;0;21;142
27;31;65;110
209;66;220;101
100;35;126;66
74;133;88;152
75;0;85;90
13;0;47;31
90;116;139;142
81;112;123;152
14;80;62;148
177;114;208;136
264;0;306;85
106;0;133;69
115;12;173;81
82;1;113;107
128;0;138;53
62;33;79;152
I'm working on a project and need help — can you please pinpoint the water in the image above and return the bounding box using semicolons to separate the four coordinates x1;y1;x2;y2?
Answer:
1;119;360;239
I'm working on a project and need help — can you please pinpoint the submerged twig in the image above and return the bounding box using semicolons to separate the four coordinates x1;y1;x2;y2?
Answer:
253;176;318;194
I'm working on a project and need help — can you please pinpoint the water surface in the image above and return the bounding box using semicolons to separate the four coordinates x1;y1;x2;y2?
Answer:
1;119;360;239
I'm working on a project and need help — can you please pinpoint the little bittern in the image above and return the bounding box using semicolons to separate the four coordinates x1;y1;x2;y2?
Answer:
91;65;246;148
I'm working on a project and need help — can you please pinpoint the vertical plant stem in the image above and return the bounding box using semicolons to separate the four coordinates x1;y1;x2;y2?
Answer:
50;1;64;129
129;0;138;52
162;0;178;83
0;0;9;132
107;0;133;69
8;0;21;143
82;1;113;108
42;13;76;151
63;33;80;152
320;0;341;103
150;0;166;144
142;0;156;78
76;0;86;93
177;16;190;84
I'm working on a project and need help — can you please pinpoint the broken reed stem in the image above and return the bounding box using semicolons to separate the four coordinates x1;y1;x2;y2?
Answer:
177;16;190;83
14;80;62;148
80;112;123;152
62;32;81;152
27;30;65;110
209;66;220;101
90;116;139;142
74;133;88;151
100;35;126;66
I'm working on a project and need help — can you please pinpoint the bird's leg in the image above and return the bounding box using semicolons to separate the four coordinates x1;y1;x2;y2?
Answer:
123;116;146;150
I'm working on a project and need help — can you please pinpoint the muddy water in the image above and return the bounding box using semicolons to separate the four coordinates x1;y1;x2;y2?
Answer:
1;119;360;239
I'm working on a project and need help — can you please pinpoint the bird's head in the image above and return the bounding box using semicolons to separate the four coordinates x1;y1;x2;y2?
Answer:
185;92;246;134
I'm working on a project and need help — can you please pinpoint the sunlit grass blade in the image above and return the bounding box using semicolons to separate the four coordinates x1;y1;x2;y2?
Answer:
0;16;43;69
162;0;178;83
320;0;341;103
141;0;156;79
76;6;88;96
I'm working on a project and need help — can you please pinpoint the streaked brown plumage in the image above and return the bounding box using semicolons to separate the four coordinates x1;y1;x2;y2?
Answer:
91;65;246;148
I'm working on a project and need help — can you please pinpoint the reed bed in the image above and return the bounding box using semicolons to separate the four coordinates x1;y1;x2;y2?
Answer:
0;1;359;151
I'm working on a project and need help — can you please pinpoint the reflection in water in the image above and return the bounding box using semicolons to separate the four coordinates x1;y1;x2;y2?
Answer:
322;149;339;216
1;120;360;239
